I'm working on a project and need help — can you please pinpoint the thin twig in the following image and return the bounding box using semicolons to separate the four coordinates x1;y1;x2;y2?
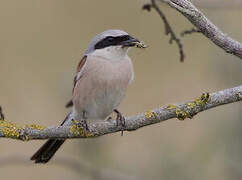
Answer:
158;0;242;59
143;0;185;62
181;28;201;37
0;85;241;140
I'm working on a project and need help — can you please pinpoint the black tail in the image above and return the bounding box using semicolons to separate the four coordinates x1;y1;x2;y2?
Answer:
30;113;71;164
30;139;66;163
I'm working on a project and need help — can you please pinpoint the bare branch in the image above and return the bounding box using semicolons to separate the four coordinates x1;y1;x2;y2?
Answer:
0;85;241;140
143;0;185;62
158;0;242;59
193;0;242;9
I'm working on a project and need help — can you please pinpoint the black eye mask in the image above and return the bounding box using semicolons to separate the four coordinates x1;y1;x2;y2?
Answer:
94;35;131;49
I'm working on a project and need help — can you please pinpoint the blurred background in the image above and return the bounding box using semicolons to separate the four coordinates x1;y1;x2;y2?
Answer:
0;0;241;179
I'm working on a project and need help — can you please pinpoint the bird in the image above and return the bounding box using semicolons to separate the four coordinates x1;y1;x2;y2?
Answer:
30;29;147;163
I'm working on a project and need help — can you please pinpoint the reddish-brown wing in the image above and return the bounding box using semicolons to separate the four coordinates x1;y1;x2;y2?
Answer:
65;56;87;108
73;55;87;92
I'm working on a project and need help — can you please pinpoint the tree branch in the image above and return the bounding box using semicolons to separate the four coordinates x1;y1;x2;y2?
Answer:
0;86;241;140
158;0;242;59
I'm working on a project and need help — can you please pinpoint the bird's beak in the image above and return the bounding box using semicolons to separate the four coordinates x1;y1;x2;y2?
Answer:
121;36;147;48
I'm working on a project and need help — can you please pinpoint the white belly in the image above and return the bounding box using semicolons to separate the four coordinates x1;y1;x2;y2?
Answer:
72;55;133;120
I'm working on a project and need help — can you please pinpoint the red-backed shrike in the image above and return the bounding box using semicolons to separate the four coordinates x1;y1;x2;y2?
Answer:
31;29;147;163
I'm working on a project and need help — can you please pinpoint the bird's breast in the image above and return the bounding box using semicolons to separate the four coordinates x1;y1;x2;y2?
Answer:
73;55;134;120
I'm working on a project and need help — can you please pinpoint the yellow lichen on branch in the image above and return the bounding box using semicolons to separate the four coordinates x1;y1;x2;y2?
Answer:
145;111;155;119
175;92;210;120
195;93;210;105
166;104;177;110
25;124;46;131
186;92;210;110
175;109;192;120
70;120;93;137
0;120;22;139
0;119;46;140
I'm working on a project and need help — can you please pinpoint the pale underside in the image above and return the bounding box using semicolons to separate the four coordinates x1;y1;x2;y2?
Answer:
72;54;134;120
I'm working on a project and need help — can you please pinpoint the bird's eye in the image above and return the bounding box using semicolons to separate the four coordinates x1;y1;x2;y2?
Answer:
106;37;115;42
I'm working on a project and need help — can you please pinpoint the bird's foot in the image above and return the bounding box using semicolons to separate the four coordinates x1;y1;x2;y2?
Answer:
72;119;89;134
80;111;89;133
80;119;89;135
114;109;125;136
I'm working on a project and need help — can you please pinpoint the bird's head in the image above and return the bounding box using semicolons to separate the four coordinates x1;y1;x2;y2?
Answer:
85;29;147;60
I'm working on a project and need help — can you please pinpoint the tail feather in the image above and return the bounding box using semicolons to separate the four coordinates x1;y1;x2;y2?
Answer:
65;100;73;108
31;113;71;164
31;139;65;163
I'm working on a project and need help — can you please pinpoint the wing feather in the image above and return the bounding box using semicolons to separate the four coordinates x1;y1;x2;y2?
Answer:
65;55;87;108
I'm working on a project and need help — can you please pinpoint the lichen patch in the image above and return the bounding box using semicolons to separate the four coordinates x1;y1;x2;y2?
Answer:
26;124;46;131
167;104;177;110
0;120;22;139
145;111;155;119
194;92;210;105
176;109;192;120
70;120;93;137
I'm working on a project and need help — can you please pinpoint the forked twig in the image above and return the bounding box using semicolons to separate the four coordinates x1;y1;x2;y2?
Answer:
143;0;185;62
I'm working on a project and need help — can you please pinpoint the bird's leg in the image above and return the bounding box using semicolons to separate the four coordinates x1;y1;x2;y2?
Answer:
0;106;4;120
82;111;89;132
114;109;125;126
74;111;89;133
106;116;112;122
114;109;125;136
